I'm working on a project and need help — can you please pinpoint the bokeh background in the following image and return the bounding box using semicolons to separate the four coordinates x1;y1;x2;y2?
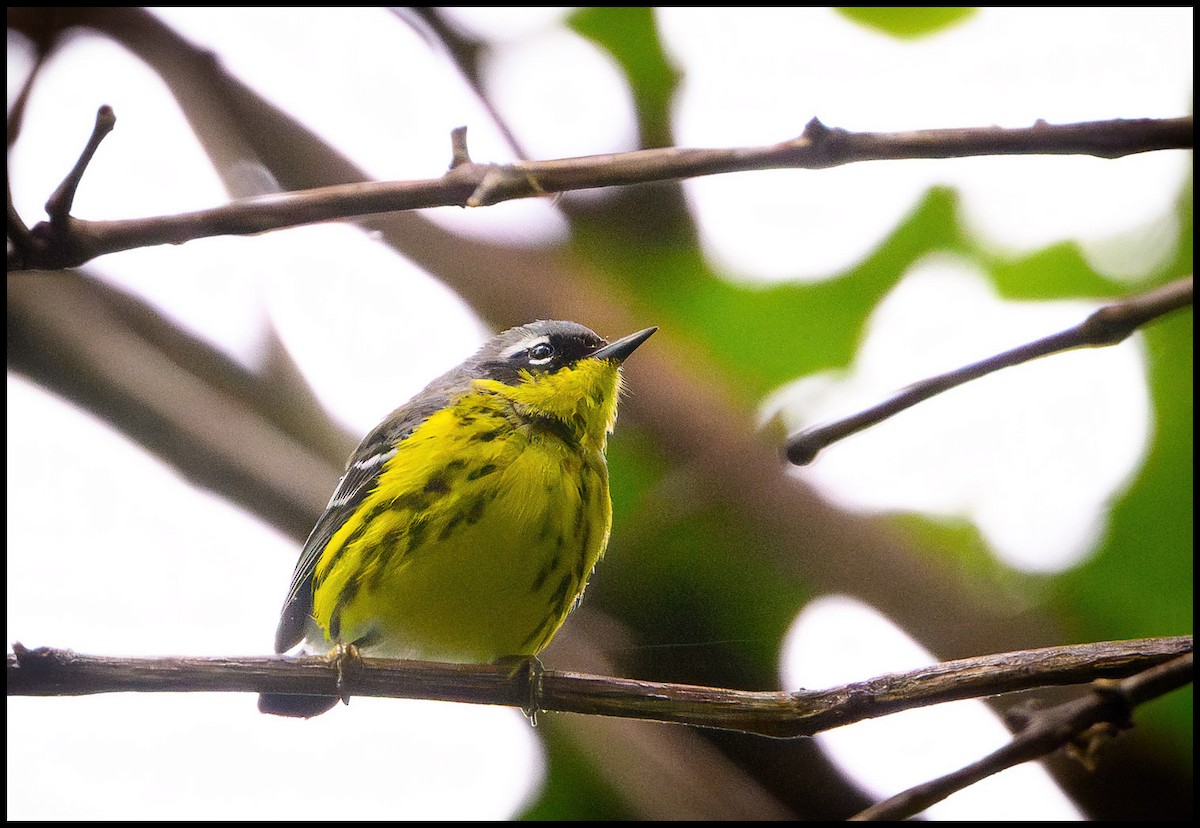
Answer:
7;7;1192;820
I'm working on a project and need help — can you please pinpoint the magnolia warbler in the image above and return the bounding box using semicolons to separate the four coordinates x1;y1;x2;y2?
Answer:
258;320;656;717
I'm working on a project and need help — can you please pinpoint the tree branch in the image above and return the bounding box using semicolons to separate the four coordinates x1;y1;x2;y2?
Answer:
44;105;117;222
786;275;1194;465
6;269;345;539
8;115;1192;271
851;652;1194;820
8;637;1191;738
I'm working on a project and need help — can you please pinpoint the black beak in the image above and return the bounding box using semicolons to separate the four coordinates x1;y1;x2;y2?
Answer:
591;327;658;363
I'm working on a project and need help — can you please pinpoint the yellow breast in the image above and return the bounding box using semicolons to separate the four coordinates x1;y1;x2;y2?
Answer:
309;379;615;662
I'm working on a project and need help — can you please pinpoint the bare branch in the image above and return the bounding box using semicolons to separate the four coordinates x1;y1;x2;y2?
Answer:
11;106;119;271
8;116;1192;271
851;653;1194;821
786;276;1194;465
396;8;532;161
448;125;473;168
44;105;116;222
8;637;1191;738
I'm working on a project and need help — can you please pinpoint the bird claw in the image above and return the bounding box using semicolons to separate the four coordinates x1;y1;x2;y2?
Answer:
499;655;544;726
327;642;363;706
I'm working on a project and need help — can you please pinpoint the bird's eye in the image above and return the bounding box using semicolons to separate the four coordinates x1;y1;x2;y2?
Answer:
528;342;555;364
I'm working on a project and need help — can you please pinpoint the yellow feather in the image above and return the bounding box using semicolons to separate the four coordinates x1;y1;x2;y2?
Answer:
311;357;620;661
260;321;654;717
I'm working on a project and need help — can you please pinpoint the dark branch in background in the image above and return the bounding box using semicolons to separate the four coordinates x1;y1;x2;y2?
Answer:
6;181;33;262
7;114;1192;271
851;652;1194;821
8;637;1190;739
6;270;345;539
786;276;1195;465
6;28;48;262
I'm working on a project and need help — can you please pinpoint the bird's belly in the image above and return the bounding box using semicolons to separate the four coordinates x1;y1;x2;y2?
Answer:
315;429;611;663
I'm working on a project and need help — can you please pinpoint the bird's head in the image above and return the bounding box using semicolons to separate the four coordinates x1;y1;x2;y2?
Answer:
469;320;656;450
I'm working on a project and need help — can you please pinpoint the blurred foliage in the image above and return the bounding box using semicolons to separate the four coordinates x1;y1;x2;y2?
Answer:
568;7;678;149
603;426;813;688
556;4;1193;817
522;724;637;820
575;187;965;401
835;7;978;39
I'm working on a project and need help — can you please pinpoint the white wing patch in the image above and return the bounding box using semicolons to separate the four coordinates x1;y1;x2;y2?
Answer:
327;447;397;508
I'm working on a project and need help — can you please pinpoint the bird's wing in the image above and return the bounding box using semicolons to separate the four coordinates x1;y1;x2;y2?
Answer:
271;391;452;653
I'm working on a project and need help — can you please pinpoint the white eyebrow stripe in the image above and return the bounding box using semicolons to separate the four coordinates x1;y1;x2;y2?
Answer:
500;334;549;360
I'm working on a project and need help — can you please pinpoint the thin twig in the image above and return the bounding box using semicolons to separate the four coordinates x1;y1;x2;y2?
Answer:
785;276;1194;465
8;116;1192;271
44;105;116;222
398;8;531;161
449;125;472;168
7;637;1190;738
850;653;1194;821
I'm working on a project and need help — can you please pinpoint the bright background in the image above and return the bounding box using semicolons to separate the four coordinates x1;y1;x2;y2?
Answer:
7;7;1193;820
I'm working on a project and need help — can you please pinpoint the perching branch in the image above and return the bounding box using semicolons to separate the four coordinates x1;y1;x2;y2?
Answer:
8;637;1191;738
8;114;1192;272
785;275;1194;465
851;652;1195;821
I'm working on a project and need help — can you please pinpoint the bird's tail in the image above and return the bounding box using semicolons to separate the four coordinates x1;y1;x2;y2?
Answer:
257;692;340;718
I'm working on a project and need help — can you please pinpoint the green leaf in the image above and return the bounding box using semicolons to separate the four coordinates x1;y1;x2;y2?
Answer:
836;7;977;39
521;725;636;820
575;186;966;403
568;7;680;148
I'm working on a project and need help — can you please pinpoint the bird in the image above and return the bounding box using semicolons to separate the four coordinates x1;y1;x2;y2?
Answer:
258;320;656;717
